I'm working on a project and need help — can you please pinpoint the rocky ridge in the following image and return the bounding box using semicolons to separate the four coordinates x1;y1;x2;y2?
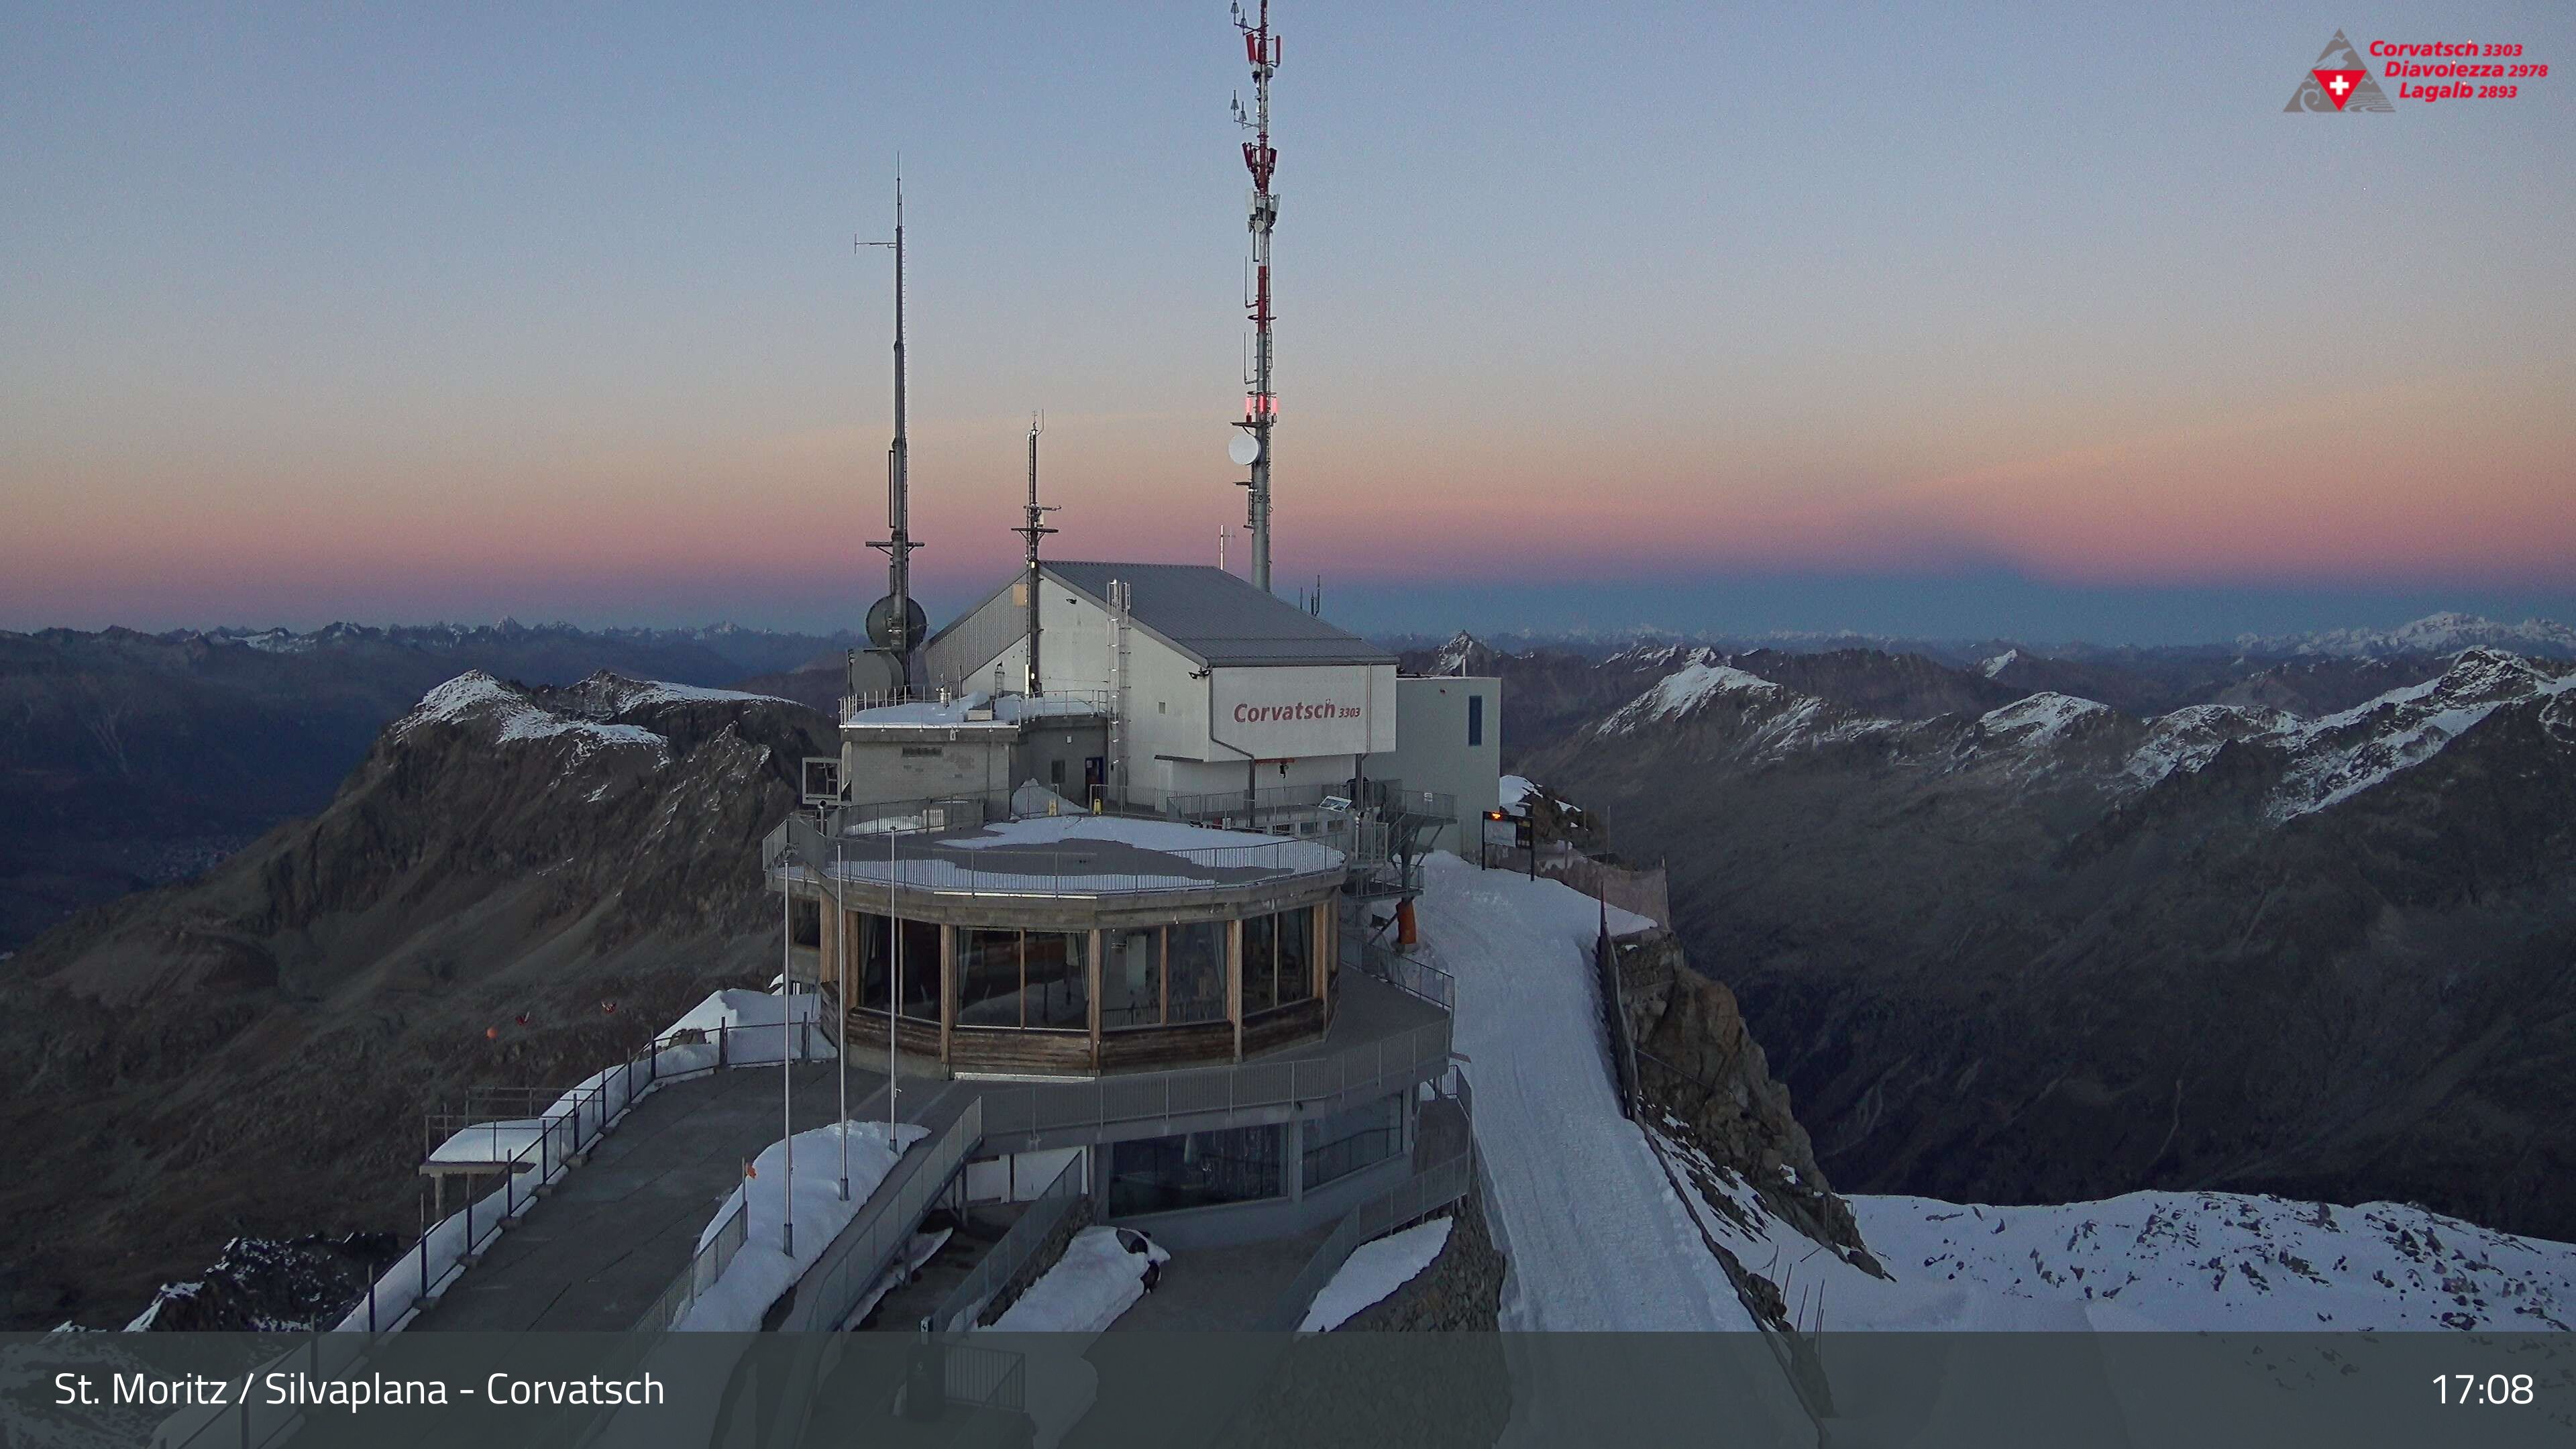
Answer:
0;671;830;1328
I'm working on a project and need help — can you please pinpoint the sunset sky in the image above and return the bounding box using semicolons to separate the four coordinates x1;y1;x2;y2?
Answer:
5;3;2571;643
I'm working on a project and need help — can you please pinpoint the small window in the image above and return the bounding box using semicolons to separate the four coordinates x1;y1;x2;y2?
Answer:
1467;694;1485;747
1157;700;1167;714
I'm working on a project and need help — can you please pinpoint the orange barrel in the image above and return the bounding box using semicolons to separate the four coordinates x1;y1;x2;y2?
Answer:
1395;898;1419;947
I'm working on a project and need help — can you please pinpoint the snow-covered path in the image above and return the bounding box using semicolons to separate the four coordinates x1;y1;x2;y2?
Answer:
1413;853;1816;1444
1413;852;1747;1332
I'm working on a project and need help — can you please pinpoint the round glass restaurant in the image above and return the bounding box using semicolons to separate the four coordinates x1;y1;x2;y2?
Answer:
782;814;1348;1075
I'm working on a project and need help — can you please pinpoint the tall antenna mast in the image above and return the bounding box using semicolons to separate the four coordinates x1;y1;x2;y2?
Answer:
859;174;924;692
1014;412;1059;696
1229;0;1281;593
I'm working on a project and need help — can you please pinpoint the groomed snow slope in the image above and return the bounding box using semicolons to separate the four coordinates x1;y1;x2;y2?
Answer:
1415;853;1814;1445
1412;852;1737;1332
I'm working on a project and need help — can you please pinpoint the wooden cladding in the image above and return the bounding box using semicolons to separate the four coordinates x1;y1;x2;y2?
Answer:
823;896;1338;1075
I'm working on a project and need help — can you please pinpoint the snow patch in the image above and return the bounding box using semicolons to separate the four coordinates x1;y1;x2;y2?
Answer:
1601;661;1782;734
1978;692;2108;749
987;1226;1169;1332
1299;1218;1452;1330
398;672;668;760
672;1119;927;1332
1839;1191;2576;1332
2121;704;2298;788
1979;649;2019;680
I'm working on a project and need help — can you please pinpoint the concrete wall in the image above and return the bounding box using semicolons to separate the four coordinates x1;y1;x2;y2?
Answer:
1366;676;1503;853
841;731;1015;805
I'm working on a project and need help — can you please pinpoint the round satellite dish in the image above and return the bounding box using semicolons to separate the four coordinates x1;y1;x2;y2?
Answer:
865;594;930;652
1228;432;1260;467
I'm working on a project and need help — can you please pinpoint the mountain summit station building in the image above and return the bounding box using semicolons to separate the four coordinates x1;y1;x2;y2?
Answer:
768;561;1496;1248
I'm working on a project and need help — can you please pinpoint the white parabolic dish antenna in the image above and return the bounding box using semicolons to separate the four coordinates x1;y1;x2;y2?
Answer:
1228;431;1260;467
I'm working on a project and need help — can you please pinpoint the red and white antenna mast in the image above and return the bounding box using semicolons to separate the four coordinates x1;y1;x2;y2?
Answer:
1229;1;1281;593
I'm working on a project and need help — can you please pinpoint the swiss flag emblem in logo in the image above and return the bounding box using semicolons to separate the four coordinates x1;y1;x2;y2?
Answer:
2312;68;2367;109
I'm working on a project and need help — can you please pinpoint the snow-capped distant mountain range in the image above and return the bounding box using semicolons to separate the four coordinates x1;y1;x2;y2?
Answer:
1397;612;2576;665
2237;611;2576;660
1590;645;2576;824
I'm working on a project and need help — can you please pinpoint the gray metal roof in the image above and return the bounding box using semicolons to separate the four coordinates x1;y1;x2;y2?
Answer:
1042;561;1395;668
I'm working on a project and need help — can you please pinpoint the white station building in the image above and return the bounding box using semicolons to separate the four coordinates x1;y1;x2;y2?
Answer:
914;560;1401;812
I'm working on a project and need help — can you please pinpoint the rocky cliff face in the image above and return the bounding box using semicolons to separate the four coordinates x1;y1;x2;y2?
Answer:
1529;645;2576;1245
1614;929;1873;1271
0;672;831;1329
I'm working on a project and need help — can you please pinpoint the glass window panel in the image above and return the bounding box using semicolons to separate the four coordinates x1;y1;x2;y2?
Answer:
1302;1094;1402;1190
898;918;941;1021
857;912;893;1006
1276;907;1314;1006
1100;927;1163;1030
1107;1124;1285;1216
1167;921;1228;1024
1242;914;1278;1015
1024;931;1089;1029
957;928;1024;1028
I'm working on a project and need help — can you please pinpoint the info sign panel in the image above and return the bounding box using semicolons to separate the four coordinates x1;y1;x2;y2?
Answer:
1208;663;1393;759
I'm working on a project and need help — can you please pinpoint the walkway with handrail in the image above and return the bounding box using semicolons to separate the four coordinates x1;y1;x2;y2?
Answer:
409;1061;875;1331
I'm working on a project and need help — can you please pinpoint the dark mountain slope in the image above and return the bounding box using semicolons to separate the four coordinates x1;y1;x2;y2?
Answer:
1527;649;2576;1242
0;621;848;950
0;672;828;1328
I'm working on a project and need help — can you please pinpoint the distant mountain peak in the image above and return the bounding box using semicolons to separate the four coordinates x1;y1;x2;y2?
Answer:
2238;612;2576;660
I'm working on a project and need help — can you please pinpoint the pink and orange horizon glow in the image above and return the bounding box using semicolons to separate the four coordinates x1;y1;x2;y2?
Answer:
6;5;2572;642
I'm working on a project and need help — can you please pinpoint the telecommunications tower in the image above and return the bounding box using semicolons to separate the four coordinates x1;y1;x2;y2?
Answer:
859;178;926;694
1228;1;1282;592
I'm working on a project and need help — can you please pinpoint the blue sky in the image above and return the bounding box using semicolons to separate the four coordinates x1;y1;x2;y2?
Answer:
4;3;2570;643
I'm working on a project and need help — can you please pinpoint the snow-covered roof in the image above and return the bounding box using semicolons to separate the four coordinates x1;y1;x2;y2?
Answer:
926;561;1397;670
807;812;1345;898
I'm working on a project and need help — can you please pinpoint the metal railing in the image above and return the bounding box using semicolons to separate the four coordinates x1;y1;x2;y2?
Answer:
938;1340;1029;1413
840;686;1116;727
923;1151;1087;1332
1351;938;1455;1011
633;1195;751;1333
1264;1146;1479;1332
156;1002;828;1449
778;1093;985;1332
973;1015;1452;1142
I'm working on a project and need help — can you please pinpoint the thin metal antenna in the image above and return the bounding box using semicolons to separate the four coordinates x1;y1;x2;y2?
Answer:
858;168;922;694
1013;411;1059;696
1230;0;1282;592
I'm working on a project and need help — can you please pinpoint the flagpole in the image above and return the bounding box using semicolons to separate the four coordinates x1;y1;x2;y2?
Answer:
836;825;849;1201
782;861;794;1256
